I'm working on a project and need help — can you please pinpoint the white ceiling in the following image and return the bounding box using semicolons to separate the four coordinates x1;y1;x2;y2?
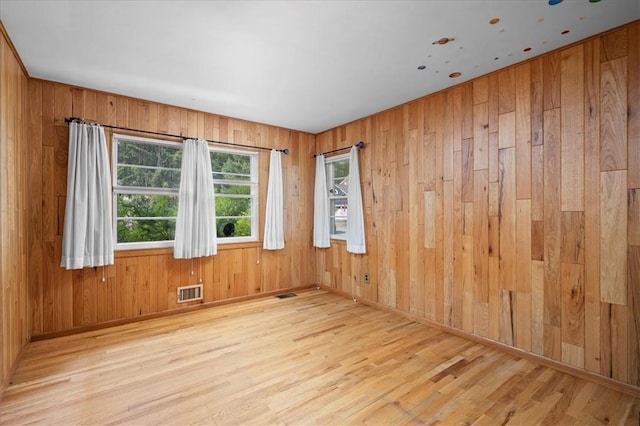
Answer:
1;0;638;134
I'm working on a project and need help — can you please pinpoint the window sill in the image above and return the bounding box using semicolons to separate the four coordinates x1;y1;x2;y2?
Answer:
115;241;263;258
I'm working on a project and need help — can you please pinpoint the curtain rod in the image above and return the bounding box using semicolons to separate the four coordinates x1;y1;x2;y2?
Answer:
64;117;289;154
313;141;365;158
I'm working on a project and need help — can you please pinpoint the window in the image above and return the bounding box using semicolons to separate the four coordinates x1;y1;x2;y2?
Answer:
325;153;350;239
211;148;259;244
112;134;259;249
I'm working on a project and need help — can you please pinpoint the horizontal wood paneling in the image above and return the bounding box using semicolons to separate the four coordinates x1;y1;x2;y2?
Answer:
0;25;30;393
314;21;640;387
29;81;316;336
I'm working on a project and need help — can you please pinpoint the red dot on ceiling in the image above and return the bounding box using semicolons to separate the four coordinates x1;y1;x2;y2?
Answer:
523;47;532;52
489;18;500;25
449;72;462;78
561;30;570;35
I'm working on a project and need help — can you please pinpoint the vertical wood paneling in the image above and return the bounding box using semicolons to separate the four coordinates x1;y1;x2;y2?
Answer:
628;24;639;189
499;148;516;291
560;45;585;212
1;27;30;392
31;82;316;339
600;170;627;305
313;21;639;388
600;58;628;171
515;63;531;200
515;199;531;352
584;38;602;375
544;108;562;328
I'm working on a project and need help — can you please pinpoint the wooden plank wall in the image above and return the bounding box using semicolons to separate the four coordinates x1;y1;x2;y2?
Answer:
314;21;640;387
28;81;316;337
0;26;30;391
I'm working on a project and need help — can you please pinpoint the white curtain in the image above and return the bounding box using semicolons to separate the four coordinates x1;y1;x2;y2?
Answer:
61;122;114;269
174;139;217;259
347;146;366;253
263;149;284;250
313;154;330;248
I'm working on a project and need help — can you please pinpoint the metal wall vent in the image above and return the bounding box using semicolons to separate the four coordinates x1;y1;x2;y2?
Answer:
177;284;203;303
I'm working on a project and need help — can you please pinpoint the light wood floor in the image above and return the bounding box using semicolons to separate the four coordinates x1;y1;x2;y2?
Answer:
1;290;638;425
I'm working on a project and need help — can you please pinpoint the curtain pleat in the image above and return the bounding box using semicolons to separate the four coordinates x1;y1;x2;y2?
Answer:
263;149;284;250
174;139;217;259
61;122;114;269
346;146;366;253
313;154;330;248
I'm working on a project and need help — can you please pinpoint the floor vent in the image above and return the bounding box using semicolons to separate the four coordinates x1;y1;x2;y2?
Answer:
275;292;297;299
177;284;203;303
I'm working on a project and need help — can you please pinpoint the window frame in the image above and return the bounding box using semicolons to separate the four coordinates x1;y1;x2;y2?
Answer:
210;146;259;245
111;134;260;250
112;133;182;250
325;153;350;241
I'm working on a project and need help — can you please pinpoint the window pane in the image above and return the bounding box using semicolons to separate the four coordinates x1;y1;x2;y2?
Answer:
117;140;182;189
117;165;181;189
329;198;348;235
117;194;179;219
216;217;252;238
214;183;251;195
215;196;251;218
211;152;251;181
116;194;178;243
328;159;349;196
117;219;176;243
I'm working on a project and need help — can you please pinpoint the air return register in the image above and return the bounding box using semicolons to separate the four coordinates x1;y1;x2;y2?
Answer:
177;284;203;303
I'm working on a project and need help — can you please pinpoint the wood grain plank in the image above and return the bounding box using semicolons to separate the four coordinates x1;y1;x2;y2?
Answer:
600;58;628;172
630;189;640;246
424;191;436;249
499;289;515;345
462;234;474;333
531;220;544;262
473;76;489;105
515;62;531;200
628;245;640;386
561;262;585;350
544;108;562;328
443;179;454;325
516;200;532;352
498;67;515;114
498;112;515;149
560;45;585;211
473;102;489;170
600;170;627;305
561;212;585;265
531;260;545;355
488;132;499;183
531;144;544;222
473;169;489;305
543;52;561;110
462;138;474;202
530;58;544;146
628;23;639;188
584;38;602;375
600;27;628;62
499;147;516;291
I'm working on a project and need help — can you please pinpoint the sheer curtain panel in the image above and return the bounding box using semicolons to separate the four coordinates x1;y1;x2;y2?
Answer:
313;154;330;248
174;139;217;259
346;146;366;253
61;122;114;269
263;149;284;249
